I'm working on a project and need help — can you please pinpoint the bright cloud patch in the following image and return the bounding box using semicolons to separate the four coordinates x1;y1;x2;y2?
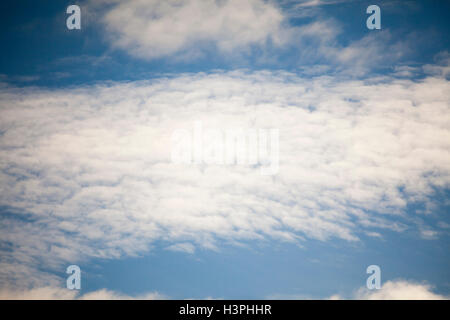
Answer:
270;280;449;300
95;0;287;59
355;280;449;300
0;69;449;288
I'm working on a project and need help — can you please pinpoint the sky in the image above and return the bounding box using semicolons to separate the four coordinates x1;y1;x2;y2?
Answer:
0;0;449;300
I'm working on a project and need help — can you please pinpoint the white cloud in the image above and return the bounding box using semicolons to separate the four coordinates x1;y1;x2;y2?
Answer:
166;242;196;254
93;0;288;60
0;69;449;288
79;289;166;300
84;0;413;71
294;0;351;8
4;280;445;300
419;229;439;240
270;280;449;300
355;280;449;300
424;51;450;78
0;286;165;300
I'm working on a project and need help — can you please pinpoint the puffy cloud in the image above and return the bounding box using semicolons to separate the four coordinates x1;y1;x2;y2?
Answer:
93;0;288;60
355;280;449;300
0;69;449;288
270;280;449;300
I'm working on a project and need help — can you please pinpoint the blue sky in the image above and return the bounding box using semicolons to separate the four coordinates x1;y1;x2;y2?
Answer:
0;0;449;299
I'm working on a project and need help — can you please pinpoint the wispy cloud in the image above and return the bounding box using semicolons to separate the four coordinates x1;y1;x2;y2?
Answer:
293;0;351;8
0;286;166;300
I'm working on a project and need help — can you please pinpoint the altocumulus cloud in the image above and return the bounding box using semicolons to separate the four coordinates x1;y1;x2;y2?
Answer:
0;67;449;288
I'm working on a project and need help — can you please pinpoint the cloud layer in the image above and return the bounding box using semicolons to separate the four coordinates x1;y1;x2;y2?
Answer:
0;68;449;288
